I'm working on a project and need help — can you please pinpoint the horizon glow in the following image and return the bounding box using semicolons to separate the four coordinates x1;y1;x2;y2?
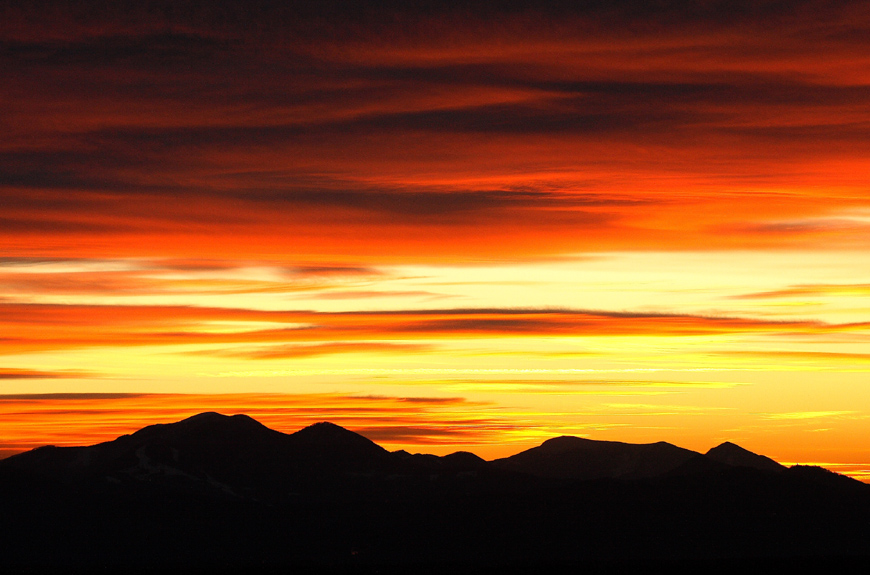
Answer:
2;2;869;481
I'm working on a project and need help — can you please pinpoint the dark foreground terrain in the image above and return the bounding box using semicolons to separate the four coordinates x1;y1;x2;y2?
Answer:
2;413;869;574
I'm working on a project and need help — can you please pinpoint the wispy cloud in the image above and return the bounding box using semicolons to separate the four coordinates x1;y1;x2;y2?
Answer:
2;2;870;260
307;290;449;300
198;341;433;360
716;350;870;364
763;411;856;420
0;392;516;457
732;284;870;300
0;303;865;355
0;368;100;380
3;2;870;480
0;259;389;297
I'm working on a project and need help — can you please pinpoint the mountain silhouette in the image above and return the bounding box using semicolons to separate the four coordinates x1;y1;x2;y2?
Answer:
492;435;701;479
1;412;401;500
706;441;785;472
0;416;806;485
2;413;869;573
392;449;488;473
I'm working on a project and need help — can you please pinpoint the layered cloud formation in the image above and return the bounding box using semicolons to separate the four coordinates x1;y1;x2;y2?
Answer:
3;1;870;259
2;2;869;477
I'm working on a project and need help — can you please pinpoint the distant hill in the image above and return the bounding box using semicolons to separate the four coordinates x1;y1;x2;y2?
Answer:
491;435;701;479
2;413;869;572
2;413;798;487
1;412;401;498
706;441;785;472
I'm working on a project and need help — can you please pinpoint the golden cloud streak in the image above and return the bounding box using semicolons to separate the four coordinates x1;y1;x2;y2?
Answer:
1;304;865;355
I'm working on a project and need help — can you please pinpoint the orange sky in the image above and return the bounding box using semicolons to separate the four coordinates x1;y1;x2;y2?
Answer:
1;1;870;481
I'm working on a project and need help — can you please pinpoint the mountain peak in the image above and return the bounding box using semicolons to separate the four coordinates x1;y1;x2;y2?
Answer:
294;421;362;441
290;421;388;453
441;450;486;469
177;412;260;427
706;441;784;472
127;411;273;444
183;411;226;422
302;421;347;432
537;435;596;454
494;435;699;480
284;422;395;474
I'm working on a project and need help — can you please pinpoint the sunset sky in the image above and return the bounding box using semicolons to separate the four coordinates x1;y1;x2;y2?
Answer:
2;1;870;480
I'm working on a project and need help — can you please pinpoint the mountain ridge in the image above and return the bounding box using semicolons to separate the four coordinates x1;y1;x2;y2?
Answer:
491;435;705;480
706;440;785;472
2;412;869;571
0;412;824;481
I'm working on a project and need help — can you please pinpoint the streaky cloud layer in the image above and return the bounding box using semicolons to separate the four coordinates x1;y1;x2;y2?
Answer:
0;392;518;458
2;2;870;480
2;2;870;260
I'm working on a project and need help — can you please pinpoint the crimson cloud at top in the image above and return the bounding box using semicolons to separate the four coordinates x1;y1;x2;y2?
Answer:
2;1;870;260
